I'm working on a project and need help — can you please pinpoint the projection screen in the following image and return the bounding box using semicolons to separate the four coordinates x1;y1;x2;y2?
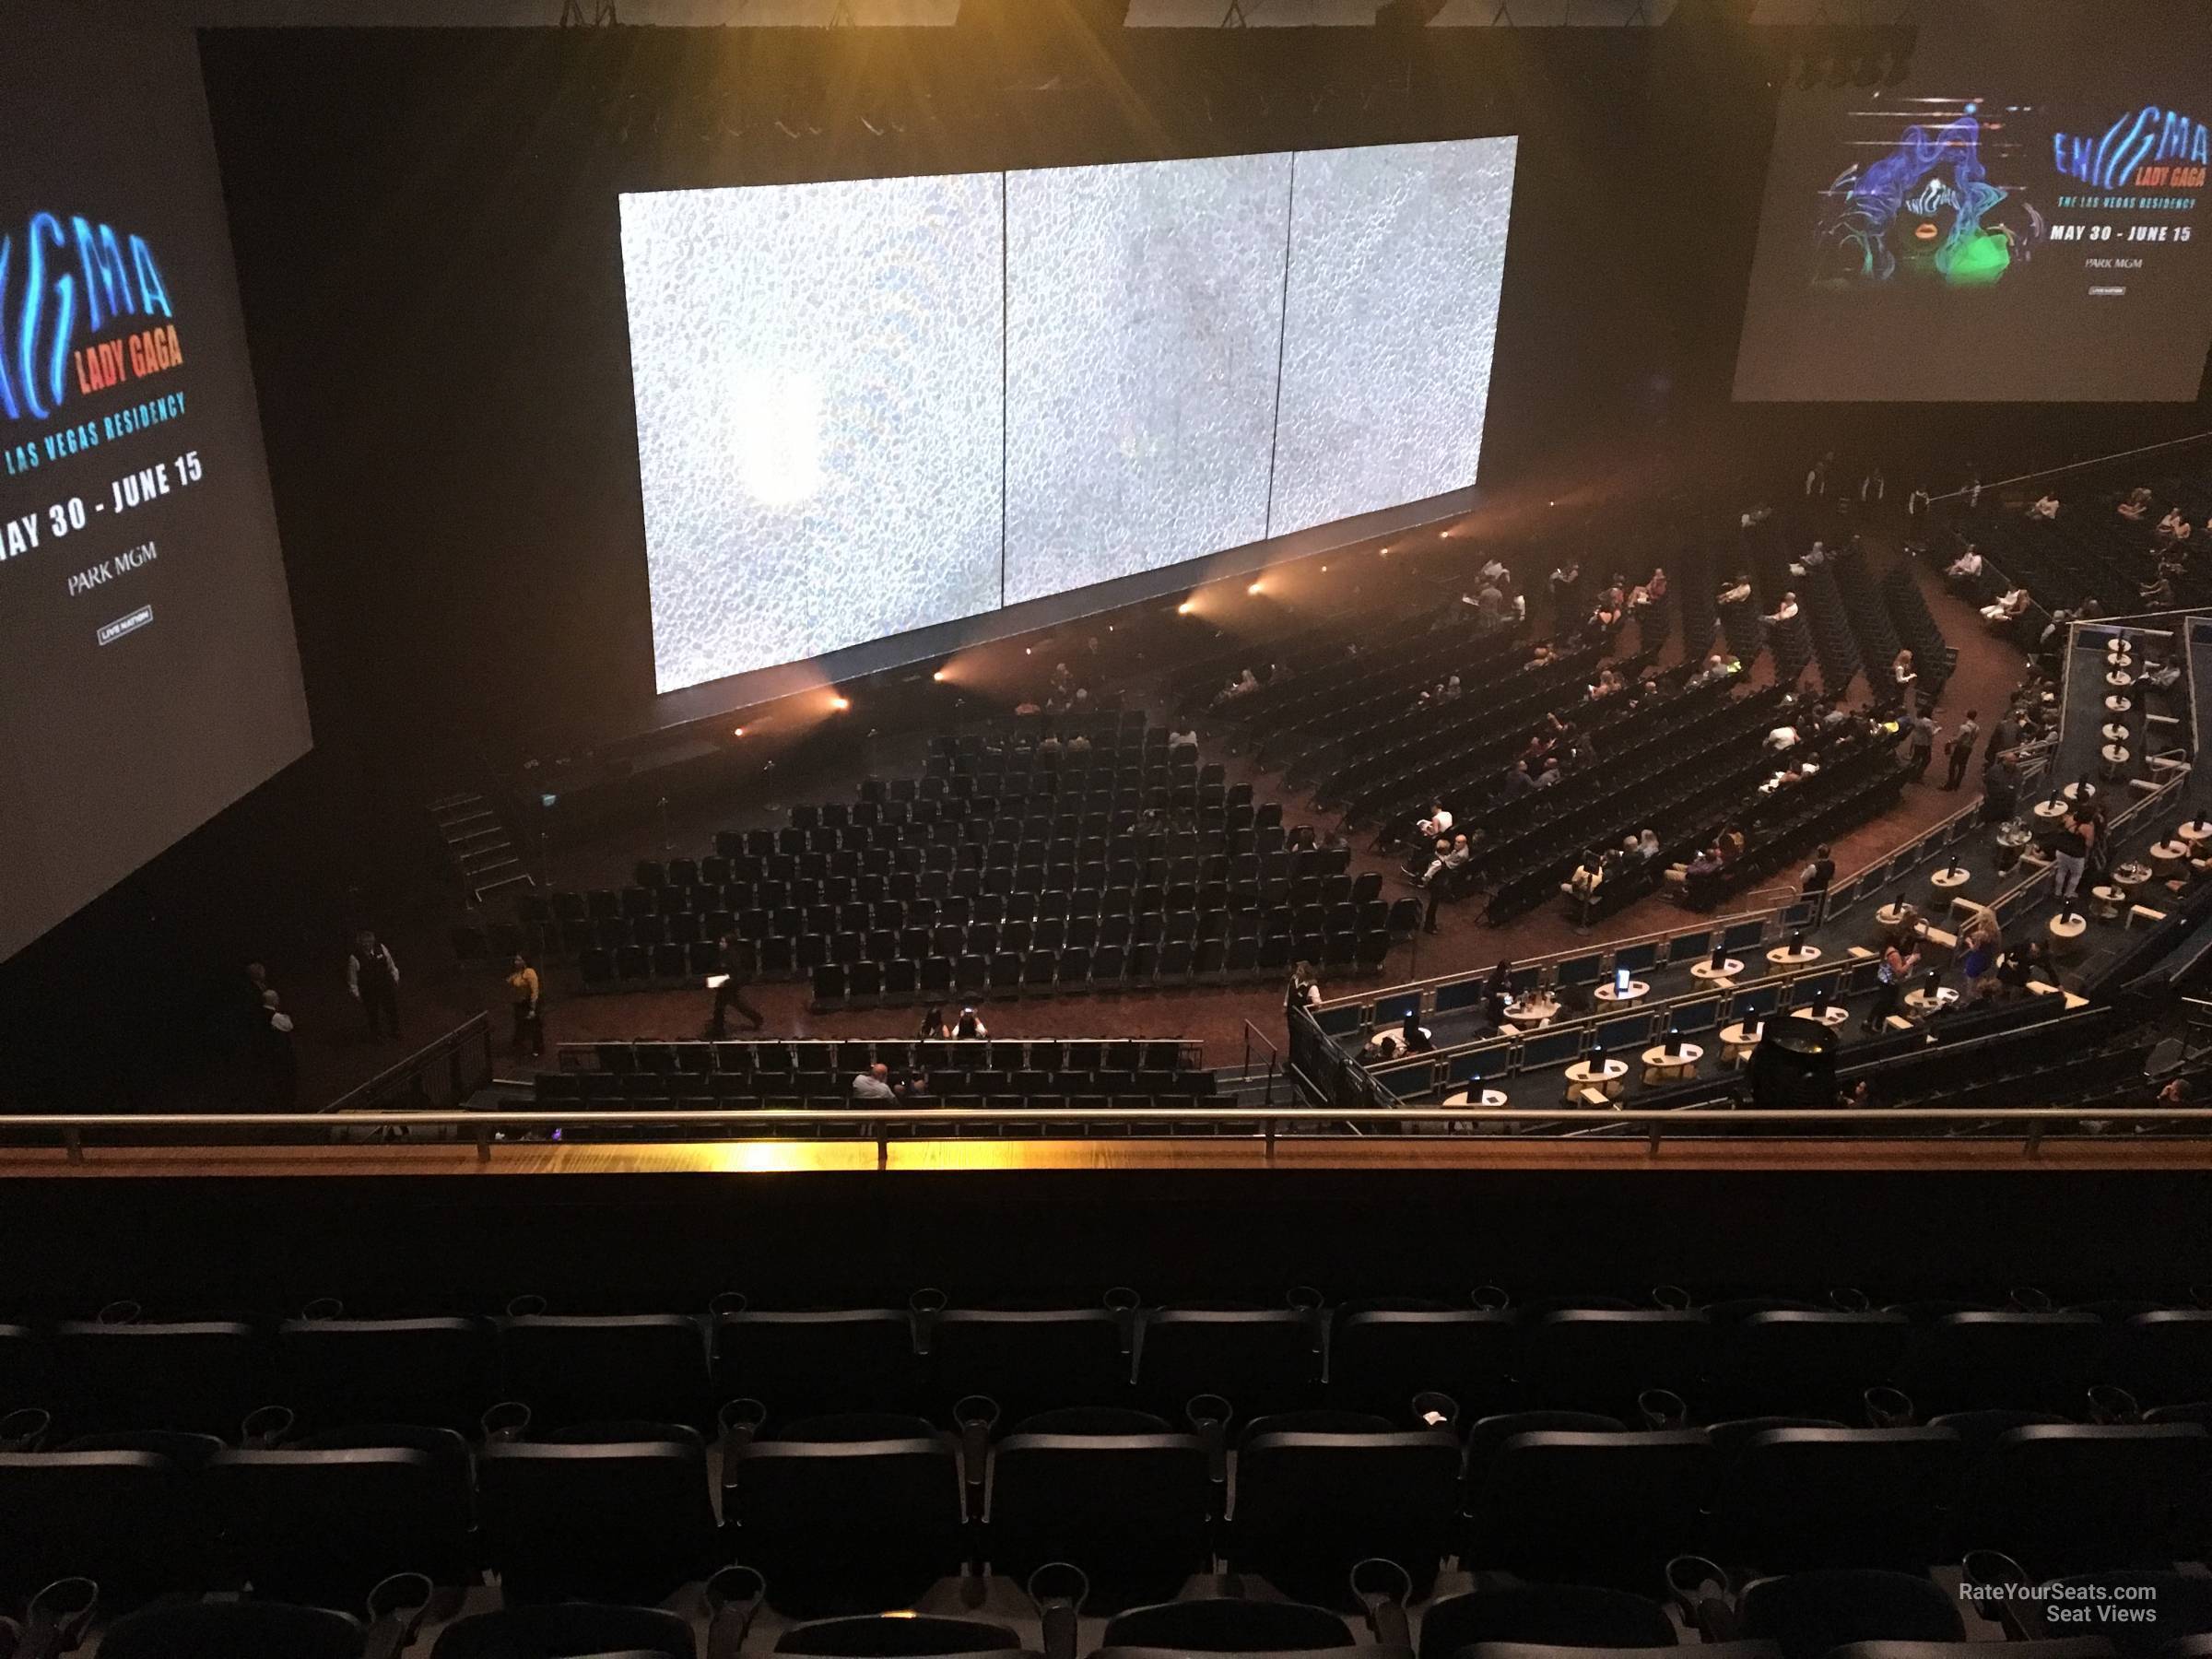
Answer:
619;136;1519;697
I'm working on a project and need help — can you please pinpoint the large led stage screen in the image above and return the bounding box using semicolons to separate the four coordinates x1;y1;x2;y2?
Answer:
0;4;312;965
620;136;1519;698
1271;139;1517;537
619;175;1005;696
1734;1;2212;402
1003;154;1288;607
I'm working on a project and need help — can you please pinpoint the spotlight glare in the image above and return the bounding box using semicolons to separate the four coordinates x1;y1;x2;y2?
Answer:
1177;601;1194;615
932;670;947;682
1247;581;1264;595
831;696;850;711
733;726;746;737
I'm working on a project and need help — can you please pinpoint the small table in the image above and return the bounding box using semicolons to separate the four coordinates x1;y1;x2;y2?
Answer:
2151;841;2189;877
1930;865;1971;890
1562;1058;1628;1100
1690;958;1744;982
2114;860;2152;888
1718;1021;1764;1064
2090;883;2127;920
1768;946;1821;966
1595;980;1651;1004
1996;824;2035;851
1441;1087;1509;1109
1792;1004;1851;1027
2106;694;2134;715
1875;902;1918;929
1904;985;1959;1015
2179;821;2212;846
1508;995;1559;1027
2107;669;2134;688
1641;1043;1702;1082
2062;781;2098;802
2049;912;2089;945
2102;723;2130;744
2032;800;2071;821
2101;744;2131;776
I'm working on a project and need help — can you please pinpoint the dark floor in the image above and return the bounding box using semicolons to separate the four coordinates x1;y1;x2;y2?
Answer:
279;543;2035;1103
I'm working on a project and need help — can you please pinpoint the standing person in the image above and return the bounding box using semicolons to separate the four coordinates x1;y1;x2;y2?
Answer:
506;953;545;1059
1984;710;2018;776
2051;813;2089;903
258;989;298;1110
1285;959;1322;1049
1903;711;1936;782
711;932;766;1037
1944;711;1980;790
347;930;401;1041
1862;934;1920;1035
1800;844;1836;918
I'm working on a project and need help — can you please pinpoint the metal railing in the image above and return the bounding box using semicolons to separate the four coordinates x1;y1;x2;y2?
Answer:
9;1103;2212;1168
323;1013;496;1114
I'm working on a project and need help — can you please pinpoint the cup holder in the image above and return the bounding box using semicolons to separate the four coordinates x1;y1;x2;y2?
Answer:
300;1297;346;1322
0;1408;52;1453
2087;1384;2141;1425
504;1294;548;1319
1864;1386;1914;1429
1411;1391;1459;1429
241;1406;296;1449
1829;1287;1871;1313
709;1291;749;1319
97;1300;141;1326
1638;1388;1688;1430
1469;1285;1512;1312
481;1400;532;1443
1651;1284;1693;1312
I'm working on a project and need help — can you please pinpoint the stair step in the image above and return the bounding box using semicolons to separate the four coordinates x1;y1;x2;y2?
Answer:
428;791;485;814
475;870;535;903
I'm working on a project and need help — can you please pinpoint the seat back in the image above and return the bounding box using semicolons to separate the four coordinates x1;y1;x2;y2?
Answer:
276;1317;494;1432
1229;1428;1462;1599
1417;1585;1677;1659
497;1314;709;1429
716;1310;918;1412
211;1441;475;1605
0;1449;211;1600
98;1602;366;1659
1466;1430;1712;1583
733;1429;963;1614
1135;1310;1317;1417
988;1430;1209;1595
1709;1428;1963;1571
1949;1423;2212;1577
53;1321;259;1435
1711;1312;1911;1418
1895;1311;2103;1414
1738;1570;1965;1659
1327;1308;1516;1416
930;1309;1128;1416
1518;1312;1712;1413
776;1615;1029;1656
429;1604;697;1659
477;1437;719;1602
1102;1597;1355;1653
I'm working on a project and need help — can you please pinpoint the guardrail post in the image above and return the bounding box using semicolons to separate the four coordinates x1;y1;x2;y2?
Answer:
1265;1116;1277;1159
877;1126;889;1171
1647;1120;1663;1155
475;1124;492;1164
64;1125;82;1164
2024;1121;2045;1159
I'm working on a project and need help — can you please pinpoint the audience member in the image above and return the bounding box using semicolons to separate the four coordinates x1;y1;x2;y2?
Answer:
852;1063;897;1101
711;932;766;1036
506;952;545;1059
257;989;298;1111
1943;711;1980;790
347;930;402;1041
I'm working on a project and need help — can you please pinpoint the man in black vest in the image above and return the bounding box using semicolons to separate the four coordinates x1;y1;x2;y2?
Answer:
347;930;401;1041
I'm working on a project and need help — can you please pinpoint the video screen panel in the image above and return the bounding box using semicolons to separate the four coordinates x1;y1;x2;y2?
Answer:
1003;153;1288;606
0;4;312;965
1269;137;1518;538
1733;1;2212;402
620;136;1518;699
619;174;1006;694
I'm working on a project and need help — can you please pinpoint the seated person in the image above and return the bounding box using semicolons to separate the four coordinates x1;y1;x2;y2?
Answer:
1421;834;1471;888
1563;852;1605;909
1397;1010;1435;1054
1168;724;1199;751
1766;723;1801;752
1503;759;1537;799
2144;655;2183;691
1416;801;1453;841
1766;591;1800;625
1695;652;1733;684
1946;544;1985;586
1718;575;1754;606
1360;1029;1403;1065
2118;486;2153;522
2028;493;2060;520
2158;505;2192;543
1635;827;1662;862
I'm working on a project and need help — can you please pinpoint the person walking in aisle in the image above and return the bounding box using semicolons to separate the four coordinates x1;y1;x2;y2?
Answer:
2051;813;2089;903
711;932;766;1036
1944;711;1980;790
347;930;402;1041
1903;711;1937;782
258;989;298;1110
1862;934;1920;1035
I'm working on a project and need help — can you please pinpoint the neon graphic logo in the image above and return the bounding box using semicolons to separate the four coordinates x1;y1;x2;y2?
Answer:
2053;106;2209;190
0;212;172;423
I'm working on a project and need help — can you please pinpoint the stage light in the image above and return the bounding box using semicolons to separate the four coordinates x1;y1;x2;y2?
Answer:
932;670;947;682
733;726;746;737
1320;564;1329;572
832;696;851;711
1248;581;1264;595
1177;601;1195;615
